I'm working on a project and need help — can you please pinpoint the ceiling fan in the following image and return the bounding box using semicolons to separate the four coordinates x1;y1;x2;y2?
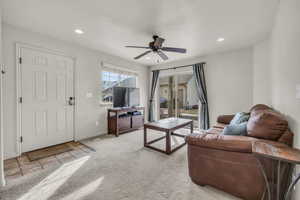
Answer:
125;35;187;61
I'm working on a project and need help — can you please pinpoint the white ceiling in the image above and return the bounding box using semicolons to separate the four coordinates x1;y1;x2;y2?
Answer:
0;0;278;66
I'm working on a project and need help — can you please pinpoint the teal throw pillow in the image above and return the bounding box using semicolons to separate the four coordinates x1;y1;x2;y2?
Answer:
230;112;250;125
222;122;248;136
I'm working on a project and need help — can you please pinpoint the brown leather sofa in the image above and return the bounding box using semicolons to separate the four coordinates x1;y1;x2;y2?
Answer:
186;104;294;200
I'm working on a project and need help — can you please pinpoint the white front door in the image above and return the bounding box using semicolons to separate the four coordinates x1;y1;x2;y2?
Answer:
20;47;74;152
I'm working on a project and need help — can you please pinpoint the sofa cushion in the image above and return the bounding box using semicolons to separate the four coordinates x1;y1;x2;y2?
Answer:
222;122;247;136
217;115;235;124
186;133;258;153
213;123;227;129
230;112;250;125
247;109;288;141
206;127;223;135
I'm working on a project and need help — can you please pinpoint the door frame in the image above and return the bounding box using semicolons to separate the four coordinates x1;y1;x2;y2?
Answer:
1;64;6;186
16;43;77;155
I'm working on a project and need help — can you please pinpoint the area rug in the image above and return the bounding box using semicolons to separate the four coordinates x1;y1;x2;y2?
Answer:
26;143;74;161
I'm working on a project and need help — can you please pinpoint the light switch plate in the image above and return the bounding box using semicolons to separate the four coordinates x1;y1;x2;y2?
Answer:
86;92;93;98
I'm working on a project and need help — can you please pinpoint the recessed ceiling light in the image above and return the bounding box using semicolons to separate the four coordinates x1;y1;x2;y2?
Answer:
217;37;225;42
145;57;151;60
74;29;84;34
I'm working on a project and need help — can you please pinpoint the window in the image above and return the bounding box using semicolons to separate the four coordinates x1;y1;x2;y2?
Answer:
101;66;137;103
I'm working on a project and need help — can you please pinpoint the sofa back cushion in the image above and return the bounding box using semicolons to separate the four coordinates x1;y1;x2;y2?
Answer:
217;115;235;124
247;109;288;141
278;129;294;146
250;104;271;112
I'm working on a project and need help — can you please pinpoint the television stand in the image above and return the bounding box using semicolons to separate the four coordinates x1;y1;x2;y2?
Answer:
107;107;145;137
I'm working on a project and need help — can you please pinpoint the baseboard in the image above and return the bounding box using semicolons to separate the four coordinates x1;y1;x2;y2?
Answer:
4;151;19;160
74;130;107;141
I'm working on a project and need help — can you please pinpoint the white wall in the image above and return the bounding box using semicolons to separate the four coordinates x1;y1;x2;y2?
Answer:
253;39;271;105
152;47;253;125
2;24;149;159
269;0;300;198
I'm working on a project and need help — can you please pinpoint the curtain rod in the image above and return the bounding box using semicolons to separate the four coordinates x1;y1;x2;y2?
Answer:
151;62;206;72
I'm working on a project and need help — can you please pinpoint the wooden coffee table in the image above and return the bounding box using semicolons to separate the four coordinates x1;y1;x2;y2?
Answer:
144;118;193;155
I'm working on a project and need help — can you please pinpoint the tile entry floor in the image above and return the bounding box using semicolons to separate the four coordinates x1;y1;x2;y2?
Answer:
4;141;94;181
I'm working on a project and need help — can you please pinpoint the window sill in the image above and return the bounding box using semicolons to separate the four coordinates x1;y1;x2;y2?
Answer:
100;102;113;107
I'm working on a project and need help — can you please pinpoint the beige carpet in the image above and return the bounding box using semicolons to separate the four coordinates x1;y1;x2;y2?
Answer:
0;129;240;200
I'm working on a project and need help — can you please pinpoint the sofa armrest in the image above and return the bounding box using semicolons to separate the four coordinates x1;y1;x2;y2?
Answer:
186;133;258;153
217;115;235;124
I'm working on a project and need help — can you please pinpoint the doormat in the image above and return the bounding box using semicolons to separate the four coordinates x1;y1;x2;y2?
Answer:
26;143;73;161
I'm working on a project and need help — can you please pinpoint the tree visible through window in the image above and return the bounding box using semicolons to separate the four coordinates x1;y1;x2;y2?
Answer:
101;70;137;103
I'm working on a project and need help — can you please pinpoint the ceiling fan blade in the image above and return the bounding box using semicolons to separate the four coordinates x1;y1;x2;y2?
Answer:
134;50;152;60
161;47;187;53
154;37;165;48
125;46;150;49
157;51;168;61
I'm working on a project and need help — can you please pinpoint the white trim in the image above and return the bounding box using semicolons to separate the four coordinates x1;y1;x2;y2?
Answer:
0;64;6;186
99;102;113;107
15;42;77;155
16;43;21;156
16;42;75;59
101;61;138;75
73;57;79;142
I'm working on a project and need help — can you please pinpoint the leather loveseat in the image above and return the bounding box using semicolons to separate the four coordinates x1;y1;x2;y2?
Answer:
186;104;294;200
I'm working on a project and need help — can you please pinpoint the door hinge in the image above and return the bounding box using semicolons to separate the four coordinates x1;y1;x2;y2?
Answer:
19;57;22;64
20;136;23;143
1;64;6;74
19;97;23;103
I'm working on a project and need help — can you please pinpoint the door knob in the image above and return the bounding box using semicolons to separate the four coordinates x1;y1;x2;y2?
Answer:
68;97;75;105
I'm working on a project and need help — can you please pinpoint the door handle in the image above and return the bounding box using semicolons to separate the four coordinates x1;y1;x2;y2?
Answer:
68;97;75;106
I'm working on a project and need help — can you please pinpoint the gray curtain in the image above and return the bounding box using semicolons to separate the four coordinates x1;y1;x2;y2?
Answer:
193;63;210;130
148;70;160;122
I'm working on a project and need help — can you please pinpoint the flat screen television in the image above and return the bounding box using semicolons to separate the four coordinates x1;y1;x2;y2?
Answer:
113;87;140;108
